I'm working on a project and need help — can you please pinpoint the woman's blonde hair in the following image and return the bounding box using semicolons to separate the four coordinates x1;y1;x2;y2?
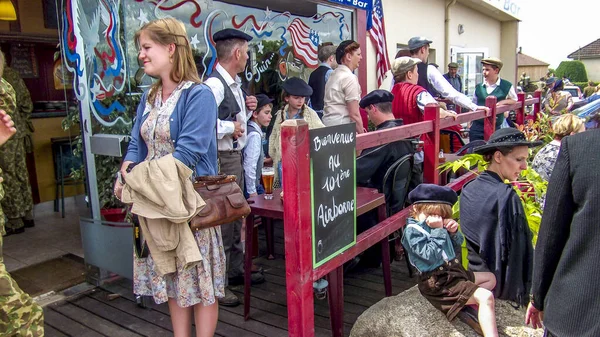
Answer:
552;113;584;139
411;203;453;219
134;18;201;105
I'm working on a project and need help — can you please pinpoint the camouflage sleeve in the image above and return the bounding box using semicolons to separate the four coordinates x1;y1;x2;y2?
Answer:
14;76;33;118
0;79;17;117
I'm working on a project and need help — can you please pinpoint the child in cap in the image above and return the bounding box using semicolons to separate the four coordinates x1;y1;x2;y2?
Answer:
243;94;273;198
402;184;498;337
268;77;324;187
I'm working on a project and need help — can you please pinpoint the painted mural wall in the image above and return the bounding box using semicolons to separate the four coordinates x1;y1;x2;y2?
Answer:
60;0;354;130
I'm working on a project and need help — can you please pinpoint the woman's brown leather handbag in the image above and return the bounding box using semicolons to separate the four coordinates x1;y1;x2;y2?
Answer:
189;174;251;231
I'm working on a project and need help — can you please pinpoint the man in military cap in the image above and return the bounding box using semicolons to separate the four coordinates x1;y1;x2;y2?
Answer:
408;37;487;113
357;89;416;196
204;28;262;307
443;62;462;93
352;89;415;269
308;43;337;119
323;40;365;134
0;54;34;235
0;106;44;335
469;57;518;141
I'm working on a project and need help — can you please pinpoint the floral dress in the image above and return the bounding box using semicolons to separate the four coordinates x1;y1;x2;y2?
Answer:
132;81;226;307
531;140;561;207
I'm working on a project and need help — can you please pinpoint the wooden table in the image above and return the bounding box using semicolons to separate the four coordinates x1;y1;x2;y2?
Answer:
243;187;388;321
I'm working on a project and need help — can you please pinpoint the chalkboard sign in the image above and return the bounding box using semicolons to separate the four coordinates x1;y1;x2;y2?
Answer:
10;44;38;79
309;123;356;268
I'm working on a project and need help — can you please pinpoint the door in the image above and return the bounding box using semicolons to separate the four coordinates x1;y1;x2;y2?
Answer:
451;47;488;97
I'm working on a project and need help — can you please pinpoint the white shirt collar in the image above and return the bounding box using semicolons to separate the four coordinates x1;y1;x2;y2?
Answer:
338;64;352;73
215;63;241;87
484;77;502;87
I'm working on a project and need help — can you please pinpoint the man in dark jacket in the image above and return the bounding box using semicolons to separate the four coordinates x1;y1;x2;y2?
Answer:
443;62;462;93
352;90;415;269
526;129;600;337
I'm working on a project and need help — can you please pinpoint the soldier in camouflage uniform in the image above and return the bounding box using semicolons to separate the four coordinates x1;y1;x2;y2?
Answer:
0;106;44;336
0;56;34;235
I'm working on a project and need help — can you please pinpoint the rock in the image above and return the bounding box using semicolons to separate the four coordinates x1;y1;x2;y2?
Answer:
350;286;543;337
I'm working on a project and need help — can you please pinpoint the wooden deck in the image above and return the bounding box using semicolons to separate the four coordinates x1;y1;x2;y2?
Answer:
44;223;416;337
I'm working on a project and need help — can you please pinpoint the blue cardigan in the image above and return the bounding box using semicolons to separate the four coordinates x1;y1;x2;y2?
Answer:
124;83;218;176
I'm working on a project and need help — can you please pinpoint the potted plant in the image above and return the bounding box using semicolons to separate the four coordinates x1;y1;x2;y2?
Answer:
62;81;141;222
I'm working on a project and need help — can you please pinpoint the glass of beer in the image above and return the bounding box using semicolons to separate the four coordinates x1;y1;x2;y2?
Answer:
261;167;275;199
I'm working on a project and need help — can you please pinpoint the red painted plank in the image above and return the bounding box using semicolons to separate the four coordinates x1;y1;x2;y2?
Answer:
281;120;315;337
356;120;433;151
423;103;441;184
516;92;526;125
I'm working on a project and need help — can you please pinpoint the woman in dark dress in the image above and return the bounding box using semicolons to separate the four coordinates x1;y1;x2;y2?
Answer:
460;128;542;305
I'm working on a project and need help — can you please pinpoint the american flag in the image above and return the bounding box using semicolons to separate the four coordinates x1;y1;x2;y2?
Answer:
367;0;390;87
288;18;320;69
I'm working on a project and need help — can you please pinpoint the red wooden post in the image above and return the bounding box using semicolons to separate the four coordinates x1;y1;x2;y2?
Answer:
455;105;462;114
484;96;498;140
281;119;315;337
516;92;526;125
423;103;441;185
533;90;542;121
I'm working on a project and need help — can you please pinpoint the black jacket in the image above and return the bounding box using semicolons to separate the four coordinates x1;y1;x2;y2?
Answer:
460;170;533;305
532;129;600;337
356;119;415;214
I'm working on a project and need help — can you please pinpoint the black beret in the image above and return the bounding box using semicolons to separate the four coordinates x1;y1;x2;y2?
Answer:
359;90;394;109
336;40;355;64
408;184;458;206
213;28;253;42
282;77;313;97
254;94;274;112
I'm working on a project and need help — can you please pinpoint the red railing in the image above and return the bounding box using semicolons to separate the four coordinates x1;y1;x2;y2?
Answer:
280;91;542;337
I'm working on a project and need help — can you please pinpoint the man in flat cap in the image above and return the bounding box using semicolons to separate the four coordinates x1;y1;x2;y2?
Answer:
323;40;365;134
443;62;462;93
308;43;337;120
352;89;416;268
469;57;518;141
204;28;262;307
408;37;487;114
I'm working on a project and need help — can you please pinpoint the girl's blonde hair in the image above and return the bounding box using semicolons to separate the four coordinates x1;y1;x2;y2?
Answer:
134;18;201;105
410;203;453;219
552;113;584;139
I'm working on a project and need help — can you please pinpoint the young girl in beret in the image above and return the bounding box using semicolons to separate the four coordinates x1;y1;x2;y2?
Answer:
402;184;498;337
268;77;324;187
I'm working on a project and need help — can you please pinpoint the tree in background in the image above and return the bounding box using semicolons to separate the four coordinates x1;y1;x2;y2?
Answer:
555;61;588;82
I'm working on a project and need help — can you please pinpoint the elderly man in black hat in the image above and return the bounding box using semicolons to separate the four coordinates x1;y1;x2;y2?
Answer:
204;28;262;307
443;62;462;93
408;36;487;114
323;40;364;134
469;57;518;141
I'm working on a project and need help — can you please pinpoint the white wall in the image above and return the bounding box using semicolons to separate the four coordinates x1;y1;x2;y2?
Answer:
368;0;508;92
583;59;600;82
369;0;446;91
449;3;501;61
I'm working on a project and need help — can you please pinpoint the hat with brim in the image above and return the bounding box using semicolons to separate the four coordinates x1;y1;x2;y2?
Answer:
359;89;394;109
254;94;274;112
391;57;421;77
481;57;503;70
282;77;313;97
473;128;543;155
408;37;433;50
213;28;253;42
408;184;458;206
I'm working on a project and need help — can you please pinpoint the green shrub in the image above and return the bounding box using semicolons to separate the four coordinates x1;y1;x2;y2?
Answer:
555;61;588;82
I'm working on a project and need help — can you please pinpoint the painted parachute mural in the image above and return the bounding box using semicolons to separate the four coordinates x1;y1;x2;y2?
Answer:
61;0;352;126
